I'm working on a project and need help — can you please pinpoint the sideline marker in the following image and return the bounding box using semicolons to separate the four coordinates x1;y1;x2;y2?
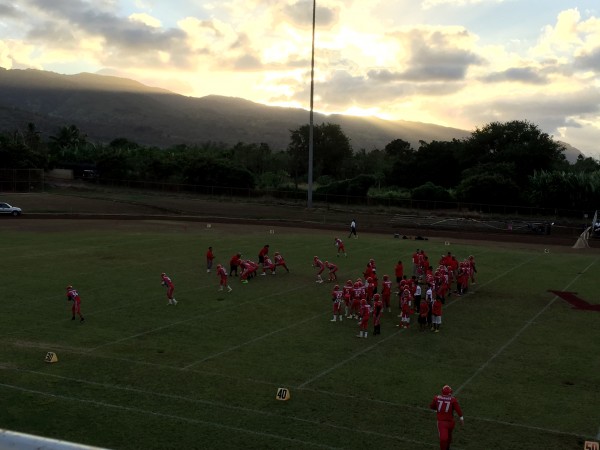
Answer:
206;223;212;229
269;229;275;234
275;387;290;401
44;352;58;363
445;241;450;246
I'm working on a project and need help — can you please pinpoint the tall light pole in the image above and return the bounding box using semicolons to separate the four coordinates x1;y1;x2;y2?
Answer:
307;0;316;208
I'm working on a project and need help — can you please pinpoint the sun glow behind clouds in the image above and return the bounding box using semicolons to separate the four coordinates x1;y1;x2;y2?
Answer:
0;0;599;157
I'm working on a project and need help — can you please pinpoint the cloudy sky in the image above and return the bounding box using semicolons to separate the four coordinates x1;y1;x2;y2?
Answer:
1;0;599;158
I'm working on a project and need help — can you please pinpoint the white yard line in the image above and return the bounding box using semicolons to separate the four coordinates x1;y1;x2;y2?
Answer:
3;363;594;441
87;283;309;351
183;311;328;369
455;257;599;396
0;382;341;450
0;371;436;448
297;329;403;389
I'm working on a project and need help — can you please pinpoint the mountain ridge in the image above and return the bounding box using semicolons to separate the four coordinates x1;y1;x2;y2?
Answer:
0;67;582;162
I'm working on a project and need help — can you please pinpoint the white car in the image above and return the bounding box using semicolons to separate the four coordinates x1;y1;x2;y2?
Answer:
0;202;22;216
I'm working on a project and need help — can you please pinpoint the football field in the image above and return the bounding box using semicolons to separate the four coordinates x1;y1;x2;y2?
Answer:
0;219;599;450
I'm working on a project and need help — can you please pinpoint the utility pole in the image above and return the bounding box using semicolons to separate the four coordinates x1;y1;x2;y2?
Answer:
307;0;316;208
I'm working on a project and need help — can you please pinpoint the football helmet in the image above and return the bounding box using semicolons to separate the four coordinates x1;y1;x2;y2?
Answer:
442;385;452;395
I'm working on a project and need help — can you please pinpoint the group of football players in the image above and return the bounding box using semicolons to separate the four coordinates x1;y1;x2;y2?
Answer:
326;248;478;338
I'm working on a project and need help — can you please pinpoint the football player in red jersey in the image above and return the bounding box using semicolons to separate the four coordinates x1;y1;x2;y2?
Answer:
397;288;413;329
160;273;177;305
66;285;85;322
273;252;290;273
313;256;325;283
206;246;215;273
381;274;392;312
350;282;362;319
342;280;353;318
372;294;383;335
357;299;371;338
229;252;242;277
217;264;232;292
430;385;464;450
325;260;338;282
431;296;443;332
330;285;344;322
334;237;347;257
261;255;275;275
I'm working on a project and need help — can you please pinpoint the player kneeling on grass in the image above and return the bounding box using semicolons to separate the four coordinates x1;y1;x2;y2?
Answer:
161;273;177;305
357;299;371;338
330;285;344;322
217;264;232;292
66;285;85;322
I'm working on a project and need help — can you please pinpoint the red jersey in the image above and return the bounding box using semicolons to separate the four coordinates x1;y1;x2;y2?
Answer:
259;246;269;257
274;254;285;265
67;288;81;303
230;254;241;266
332;289;343;303
217;266;227;278
432;299;443;316
313;258;324;269
161;275;174;288
419;301;429;317
394;263;404;278
430;394;463;422
382;279;392;295
326;262;338;271
206;249;215;261
342;285;352;300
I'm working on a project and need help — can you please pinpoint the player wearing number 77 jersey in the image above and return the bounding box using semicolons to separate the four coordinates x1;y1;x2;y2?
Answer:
429;385;464;450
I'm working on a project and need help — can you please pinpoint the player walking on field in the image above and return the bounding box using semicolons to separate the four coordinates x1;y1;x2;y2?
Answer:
161;272;177;305
217;264;232;292
66;285;85;322
430;385;464;450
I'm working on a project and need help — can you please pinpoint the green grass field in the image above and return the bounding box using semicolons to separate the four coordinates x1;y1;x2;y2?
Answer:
1;220;599;450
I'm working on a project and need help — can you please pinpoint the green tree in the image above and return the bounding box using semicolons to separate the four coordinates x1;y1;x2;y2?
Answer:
459;120;566;187
287;123;353;186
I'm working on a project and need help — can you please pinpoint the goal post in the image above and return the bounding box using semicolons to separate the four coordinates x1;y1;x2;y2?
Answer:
573;210;599;249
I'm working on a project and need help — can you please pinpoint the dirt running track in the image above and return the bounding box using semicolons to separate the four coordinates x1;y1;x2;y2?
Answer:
1;191;598;252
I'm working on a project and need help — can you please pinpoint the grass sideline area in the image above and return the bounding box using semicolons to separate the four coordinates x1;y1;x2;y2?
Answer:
0;219;599;450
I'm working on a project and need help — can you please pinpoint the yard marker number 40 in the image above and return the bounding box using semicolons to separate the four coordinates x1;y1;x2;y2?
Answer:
275;387;290;401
